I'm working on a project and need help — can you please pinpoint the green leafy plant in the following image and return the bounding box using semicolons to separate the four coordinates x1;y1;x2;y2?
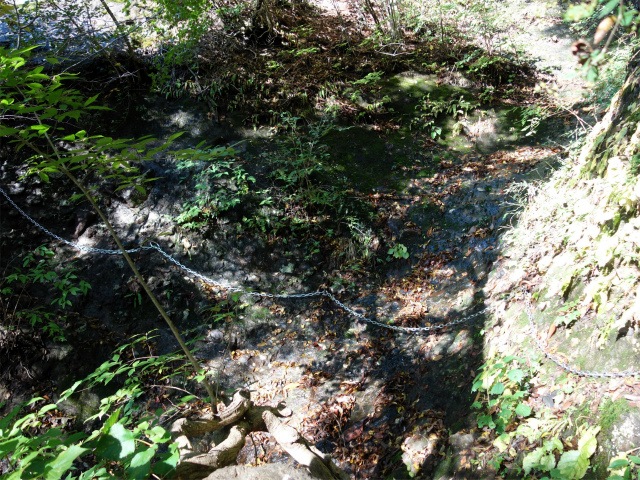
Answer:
1;245;91;341
0;46;221;407
200;290;243;325
472;355;533;434
411;93;477;138
289;47;319;57
522;424;600;479
479;86;496;103
511;104;551;137
631;154;640;176
607;453;640;479
387;243;409;260
565;0;640;82
351;71;383;85
0;332;196;479
554;299;581;326
174;150;254;230
252;111;345;236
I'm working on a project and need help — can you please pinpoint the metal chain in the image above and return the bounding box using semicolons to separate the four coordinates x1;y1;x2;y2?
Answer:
522;288;640;378
0;186;152;255
324;290;492;333
0;185;488;334
9;183;639;375
7;185;640;377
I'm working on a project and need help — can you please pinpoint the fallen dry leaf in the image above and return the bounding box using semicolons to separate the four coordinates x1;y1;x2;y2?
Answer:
611;389;625;403
547;323;557;340
283;382;301;391
343;420;365;442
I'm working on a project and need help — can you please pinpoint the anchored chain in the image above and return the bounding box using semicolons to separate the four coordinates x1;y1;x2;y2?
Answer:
5;185;639;376
0;186;153;255
1;185;487;334
523;289;639;378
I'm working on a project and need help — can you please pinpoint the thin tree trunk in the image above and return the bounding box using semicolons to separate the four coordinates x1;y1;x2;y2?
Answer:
26;108;219;412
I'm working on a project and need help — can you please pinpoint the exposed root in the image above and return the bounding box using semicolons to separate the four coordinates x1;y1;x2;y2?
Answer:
170;389;348;480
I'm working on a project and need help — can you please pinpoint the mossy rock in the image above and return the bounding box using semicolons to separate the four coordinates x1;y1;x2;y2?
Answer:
591;399;640;477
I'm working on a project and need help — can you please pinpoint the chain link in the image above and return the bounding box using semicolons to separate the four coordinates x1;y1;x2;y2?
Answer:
522;288;639;378
0;185;489;334
7;184;640;376
0;186;152;255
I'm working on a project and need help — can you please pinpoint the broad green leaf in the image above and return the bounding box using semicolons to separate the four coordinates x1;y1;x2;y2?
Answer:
38;404;58;415
147;425;170;443
493;433;509;452
620;10;636;27
609;459;630;469
599;0;620;18
125;444;157;478
77;465;110;480
152;448;179;476
477;413;495;429
565;3;595;21
628;455;640;465
167;132;184;142
17;105;45;114
524;447;556;474
507;368;525;383
537;454;557;472
102;407;122;432
84;94;99;107
515;403;532;417
94;423;135;460
0;126;19;136
15;450;41;475
40;108;58;120
578;426;600;457
557;450;589;479
46;89;63;104
5;468;27;480
63;431;87;447
0;438;20;457
43;445;89;480
62;110;82;121
544;437;564;453
59;381;83;401
490;382;505;395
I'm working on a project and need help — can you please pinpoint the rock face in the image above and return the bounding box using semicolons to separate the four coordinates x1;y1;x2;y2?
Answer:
204;464;316;480
579;53;640;177
597;410;640;474
609;413;640;453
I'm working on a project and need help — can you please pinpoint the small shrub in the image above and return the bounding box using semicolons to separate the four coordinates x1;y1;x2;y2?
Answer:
1;245;91;342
